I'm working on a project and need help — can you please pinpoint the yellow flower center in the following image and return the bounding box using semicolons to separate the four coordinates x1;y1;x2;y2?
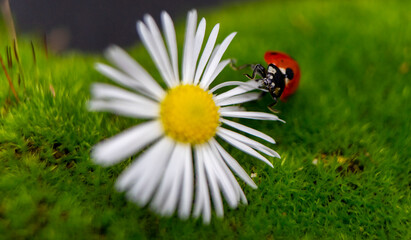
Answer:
160;84;220;144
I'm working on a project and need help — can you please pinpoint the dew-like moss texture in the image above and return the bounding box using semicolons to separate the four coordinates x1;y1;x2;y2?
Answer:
1;0;410;239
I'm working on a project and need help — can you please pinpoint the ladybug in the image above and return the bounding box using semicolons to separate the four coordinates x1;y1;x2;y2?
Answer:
245;51;300;111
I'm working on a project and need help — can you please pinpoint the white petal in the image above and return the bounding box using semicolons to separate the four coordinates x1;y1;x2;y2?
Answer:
116;137;171;192
130;148;174;207
178;144;194;219
210;81;257;93
217;129;273;167
104;46;165;100
193;19;206;60
150;147;179;212
209;138;257;189
193;147;203;217
218;106;245;112
199;32;236;89
204;143;239;208
88;99;159;119
182;10;197;84
92;120;163;166
201;146;224;217
151;143;186;216
213;145;247;205
193;145;211;224
219;127;280;158
220;110;285;122
198;44;219;86
161;11;179;82
95;63;146;94
184;18;205;84
221;118;275;144
161;172;183;216
137;20;174;87
91;83;158;106
238;187;248;204
144;15;177;86
116;137;175;206
214;80;261;101
193;24;220;85
216;92;261;106
208;59;230;87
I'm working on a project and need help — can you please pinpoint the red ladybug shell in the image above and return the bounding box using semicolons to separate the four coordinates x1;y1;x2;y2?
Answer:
264;51;300;101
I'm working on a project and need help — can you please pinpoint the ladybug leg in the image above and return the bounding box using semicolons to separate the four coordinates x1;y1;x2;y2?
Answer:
244;64;266;79
267;91;280;113
268;105;279;114
267;99;280;114
252;78;266;89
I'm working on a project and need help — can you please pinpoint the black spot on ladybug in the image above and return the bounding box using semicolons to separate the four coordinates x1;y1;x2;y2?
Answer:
286;68;294;80
269;52;278;55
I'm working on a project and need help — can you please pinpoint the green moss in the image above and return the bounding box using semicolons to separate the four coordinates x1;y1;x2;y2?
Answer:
1;0;410;239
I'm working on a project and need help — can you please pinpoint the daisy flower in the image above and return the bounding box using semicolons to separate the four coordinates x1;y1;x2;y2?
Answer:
90;9;283;223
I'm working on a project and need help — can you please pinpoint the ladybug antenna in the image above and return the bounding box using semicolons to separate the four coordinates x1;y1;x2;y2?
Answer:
229;59;255;71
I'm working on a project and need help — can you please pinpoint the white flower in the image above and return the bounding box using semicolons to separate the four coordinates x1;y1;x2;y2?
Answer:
89;9;283;224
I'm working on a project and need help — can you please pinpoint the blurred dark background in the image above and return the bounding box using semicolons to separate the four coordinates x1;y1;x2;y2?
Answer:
10;0;247;52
